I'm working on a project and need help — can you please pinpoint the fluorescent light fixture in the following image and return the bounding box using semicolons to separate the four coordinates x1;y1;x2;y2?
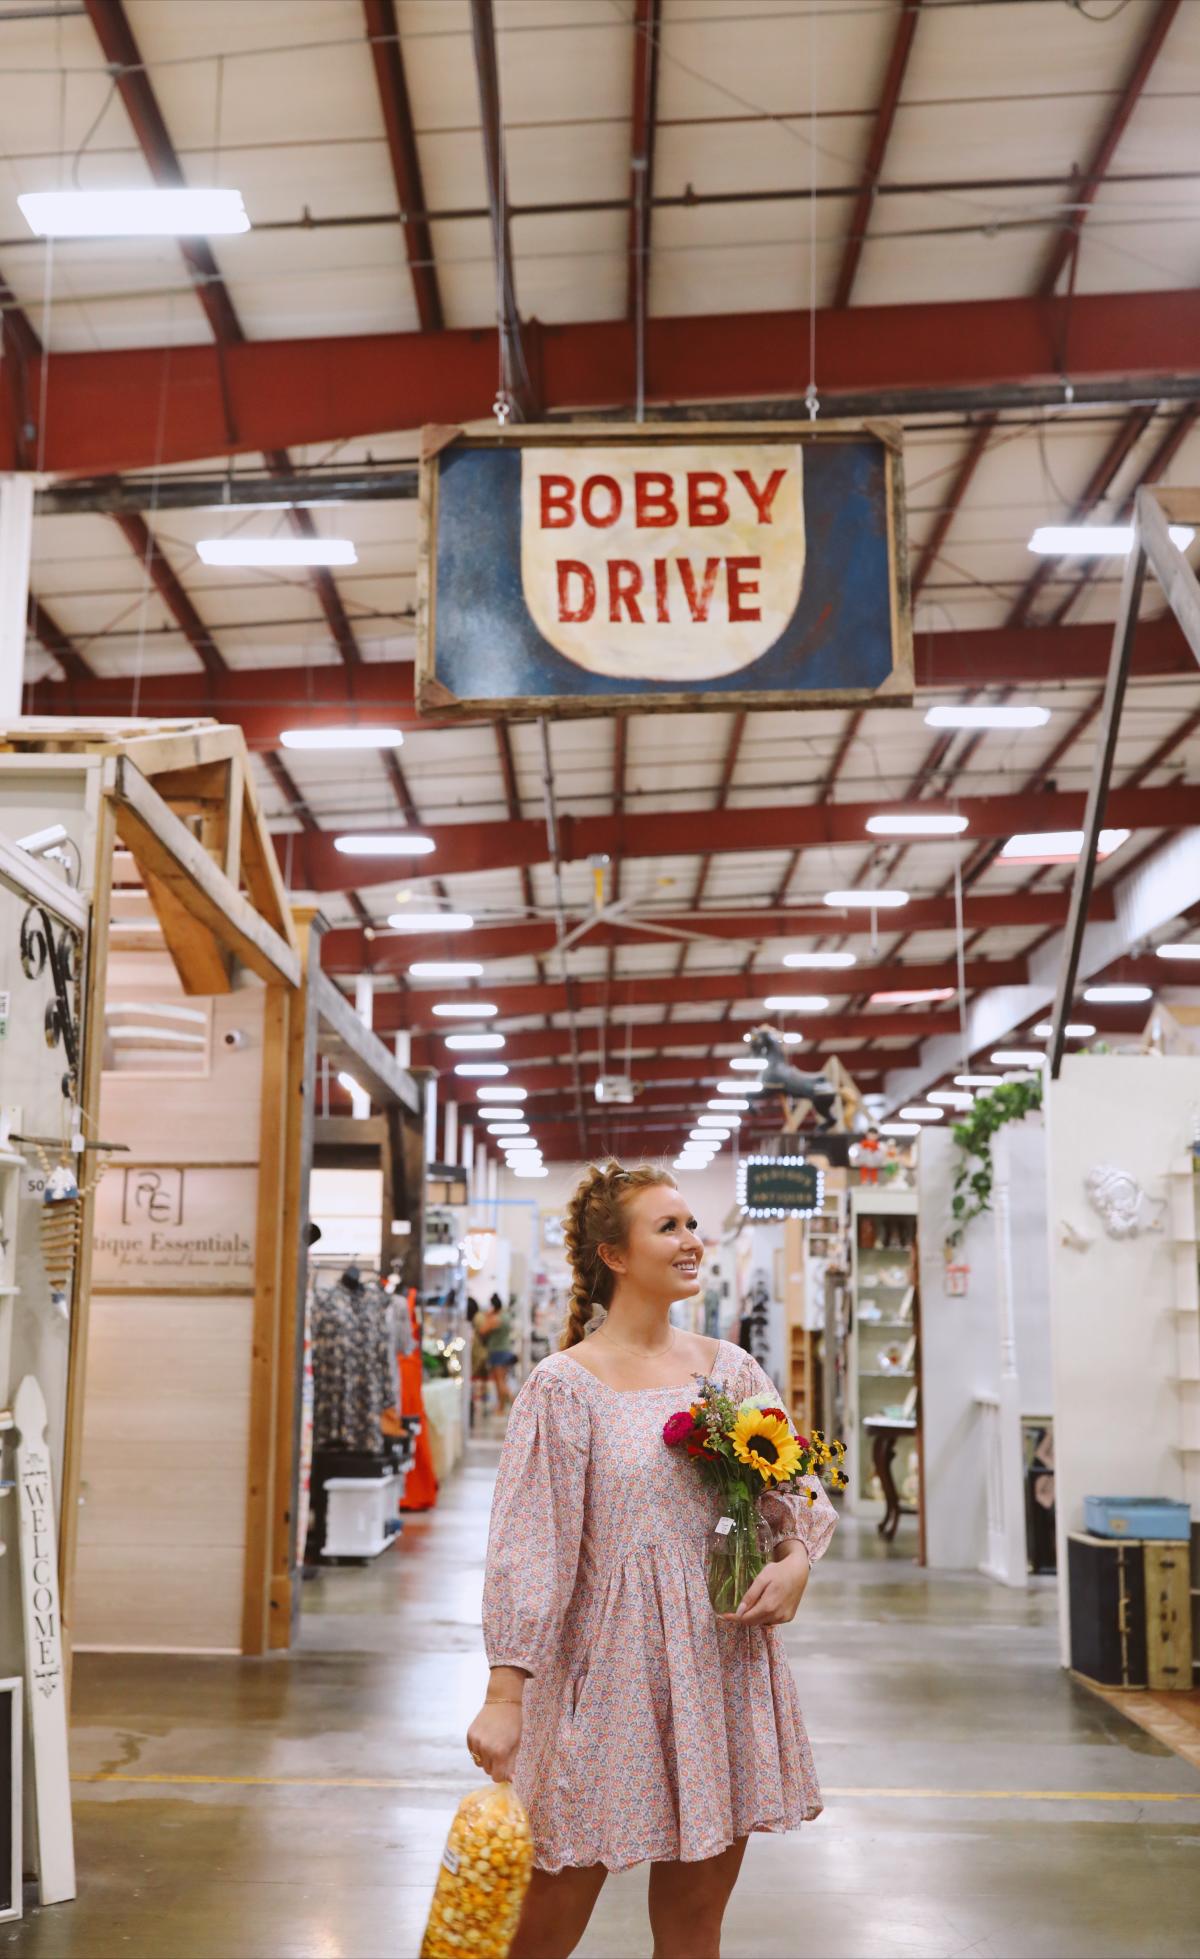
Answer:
990;1050;1045;1066
279;726;405;750
715;1080;762;1095
869;987;955;1005
729;1056;769;1071
880;1121;920;1137
105;1001;207;1025
387;912;474;932
1156;943;1200;961
924;704;1051;730
782;950;857;969
444;1033;505;1051
1029;523;1194;556
1032;1021;1095;1040
478;1085;526;1101
1082;983;1152;1004
691;1128;727;1141
431;1002;498;1018
487;1123;529;1135
764;994;828;1012
999;828;1129;864
454;1063;508;1077
898;1105;944;1122
479;1107;526;1121
955;1074;1002;1088
698;1113;740;1127
197;537;357;568
19;185;251;236
865;812;968;837
708;1097;749;1111
928;1091;974;1109
824;889;908;909
410;961;483;979
336;834;435;857
512;1167;549;1178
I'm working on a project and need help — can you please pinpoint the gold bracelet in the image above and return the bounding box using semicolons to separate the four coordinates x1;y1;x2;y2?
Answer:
485;1694;524;1705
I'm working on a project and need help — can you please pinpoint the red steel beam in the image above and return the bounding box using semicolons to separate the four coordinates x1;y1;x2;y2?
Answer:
397;954;1027;1028
910;415;995;600
324;889;1114;974
626;0;662;320
404;1009;959;1064
25;661;420;742
83;0;245;350
111;513;226;676
1037;0;1183;298
18;287;1200;475
281;784;1200;892
363;0;444;332
27;600;93;684
832;0;923;309
24;613;1198;730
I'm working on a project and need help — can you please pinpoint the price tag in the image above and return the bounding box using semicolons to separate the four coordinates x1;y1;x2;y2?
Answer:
715;1517;735;1536
441;1844;460;1875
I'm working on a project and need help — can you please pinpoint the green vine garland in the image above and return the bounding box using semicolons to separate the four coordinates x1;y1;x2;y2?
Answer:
947;1076;1043;1248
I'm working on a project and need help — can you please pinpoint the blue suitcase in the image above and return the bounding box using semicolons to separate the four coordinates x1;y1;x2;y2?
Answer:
1082;1496;1191;1541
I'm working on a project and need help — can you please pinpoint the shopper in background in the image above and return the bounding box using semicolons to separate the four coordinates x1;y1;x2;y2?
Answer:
467;1159;836;1959
466;1297;490;1420
480;1290;517;1414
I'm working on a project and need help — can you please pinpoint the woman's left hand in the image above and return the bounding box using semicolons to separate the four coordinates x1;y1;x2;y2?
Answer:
728;1544;811;1627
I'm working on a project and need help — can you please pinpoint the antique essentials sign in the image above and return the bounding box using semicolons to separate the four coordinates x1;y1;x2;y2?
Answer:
417;422;911;716
92;1163;257;1289
738;1155;825;1219
13;1377;74;1906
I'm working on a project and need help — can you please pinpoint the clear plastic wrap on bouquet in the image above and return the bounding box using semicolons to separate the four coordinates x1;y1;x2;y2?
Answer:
421;1780;535;1959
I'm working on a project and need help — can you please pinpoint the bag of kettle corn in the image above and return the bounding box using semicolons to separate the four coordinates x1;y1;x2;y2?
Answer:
420;1780;534;1959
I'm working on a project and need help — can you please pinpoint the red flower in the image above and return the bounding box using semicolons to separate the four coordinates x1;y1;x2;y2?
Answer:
663;1411;697;1448
685;1438;718;1460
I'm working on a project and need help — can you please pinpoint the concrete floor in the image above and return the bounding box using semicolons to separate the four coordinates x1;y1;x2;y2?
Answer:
16;1444;1200;1959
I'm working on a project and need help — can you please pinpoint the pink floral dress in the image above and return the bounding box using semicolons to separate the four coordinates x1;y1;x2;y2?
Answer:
481;1339;838;1874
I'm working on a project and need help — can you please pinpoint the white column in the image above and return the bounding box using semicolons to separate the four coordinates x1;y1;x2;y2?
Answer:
394;1030;411;1068
0;475;34;722
461;1122;474;1176
424;1073;438;1165
444;1099;458;1168
992;1131;1028;1589
475;1142;488;1206
486;1156;499;1217
345;975;373;1118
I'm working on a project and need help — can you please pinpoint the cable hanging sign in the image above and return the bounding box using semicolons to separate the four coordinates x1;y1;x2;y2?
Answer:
417;422;911;717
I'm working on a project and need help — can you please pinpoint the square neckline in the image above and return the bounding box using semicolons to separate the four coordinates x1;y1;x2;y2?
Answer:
556;1336;736;1397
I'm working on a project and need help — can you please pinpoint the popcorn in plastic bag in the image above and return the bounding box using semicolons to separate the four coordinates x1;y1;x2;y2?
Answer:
421;1780;535;1958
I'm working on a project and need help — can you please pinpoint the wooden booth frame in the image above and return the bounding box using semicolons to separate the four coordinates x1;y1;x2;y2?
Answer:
0;720;422;1660
417;419;913;720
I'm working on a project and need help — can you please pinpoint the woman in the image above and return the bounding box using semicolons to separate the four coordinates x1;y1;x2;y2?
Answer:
467;1161;837;1959
480;1290;517;1414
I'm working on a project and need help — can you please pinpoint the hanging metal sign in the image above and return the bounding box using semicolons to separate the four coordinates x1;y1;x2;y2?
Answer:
417;422;911;717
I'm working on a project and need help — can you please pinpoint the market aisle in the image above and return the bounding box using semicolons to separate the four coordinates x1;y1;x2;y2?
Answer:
18;1448;1200;1959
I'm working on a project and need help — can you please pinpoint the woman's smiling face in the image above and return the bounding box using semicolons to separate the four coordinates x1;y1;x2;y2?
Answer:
601;1182;704;1301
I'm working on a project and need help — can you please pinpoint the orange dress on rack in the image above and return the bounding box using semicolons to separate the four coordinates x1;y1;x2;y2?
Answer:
399;1288;439;1510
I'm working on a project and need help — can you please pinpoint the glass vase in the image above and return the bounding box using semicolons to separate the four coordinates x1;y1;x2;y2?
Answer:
706;1502;772;1617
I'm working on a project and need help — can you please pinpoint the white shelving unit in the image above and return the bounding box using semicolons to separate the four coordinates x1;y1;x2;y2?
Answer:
848;1187;919;1519
1167;1155;1200;1676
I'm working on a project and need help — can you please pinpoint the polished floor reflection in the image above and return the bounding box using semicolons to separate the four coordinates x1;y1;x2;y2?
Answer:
15;1444;1200;1958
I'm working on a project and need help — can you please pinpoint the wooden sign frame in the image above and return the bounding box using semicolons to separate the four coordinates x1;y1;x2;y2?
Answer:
417;420;912;719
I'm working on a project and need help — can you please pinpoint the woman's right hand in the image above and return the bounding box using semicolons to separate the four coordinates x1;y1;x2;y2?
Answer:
466;1699;523;1782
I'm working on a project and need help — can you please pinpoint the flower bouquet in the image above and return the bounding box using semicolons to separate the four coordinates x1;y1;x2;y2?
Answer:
664;1378;846;1616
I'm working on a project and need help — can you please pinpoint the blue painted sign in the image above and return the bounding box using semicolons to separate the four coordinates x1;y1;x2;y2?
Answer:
417;424;911;716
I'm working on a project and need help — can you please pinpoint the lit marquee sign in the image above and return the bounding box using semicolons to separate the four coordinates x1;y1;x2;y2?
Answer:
737;1155;825;1220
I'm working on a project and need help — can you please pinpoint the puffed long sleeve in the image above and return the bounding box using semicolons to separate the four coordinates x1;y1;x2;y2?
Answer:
741;1355;839;1565
482;1364;590;1678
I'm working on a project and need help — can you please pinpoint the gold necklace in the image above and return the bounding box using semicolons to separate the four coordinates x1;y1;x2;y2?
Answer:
593;1324;677;1361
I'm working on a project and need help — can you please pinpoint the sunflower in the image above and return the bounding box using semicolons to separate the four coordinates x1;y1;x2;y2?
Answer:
729;1408;802;1486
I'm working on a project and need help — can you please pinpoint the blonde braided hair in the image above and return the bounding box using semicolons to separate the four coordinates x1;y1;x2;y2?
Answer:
559;1158;676;1350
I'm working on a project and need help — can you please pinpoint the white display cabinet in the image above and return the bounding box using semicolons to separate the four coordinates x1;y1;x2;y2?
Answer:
847;1187;919;1521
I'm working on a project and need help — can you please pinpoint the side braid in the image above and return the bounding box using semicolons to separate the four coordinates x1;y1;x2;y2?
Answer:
559;1158;675;1350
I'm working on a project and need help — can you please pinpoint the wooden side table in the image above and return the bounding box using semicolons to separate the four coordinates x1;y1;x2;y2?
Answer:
863;1414;918;1540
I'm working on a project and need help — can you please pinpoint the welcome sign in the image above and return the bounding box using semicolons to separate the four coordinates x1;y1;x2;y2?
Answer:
417;423;910;716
